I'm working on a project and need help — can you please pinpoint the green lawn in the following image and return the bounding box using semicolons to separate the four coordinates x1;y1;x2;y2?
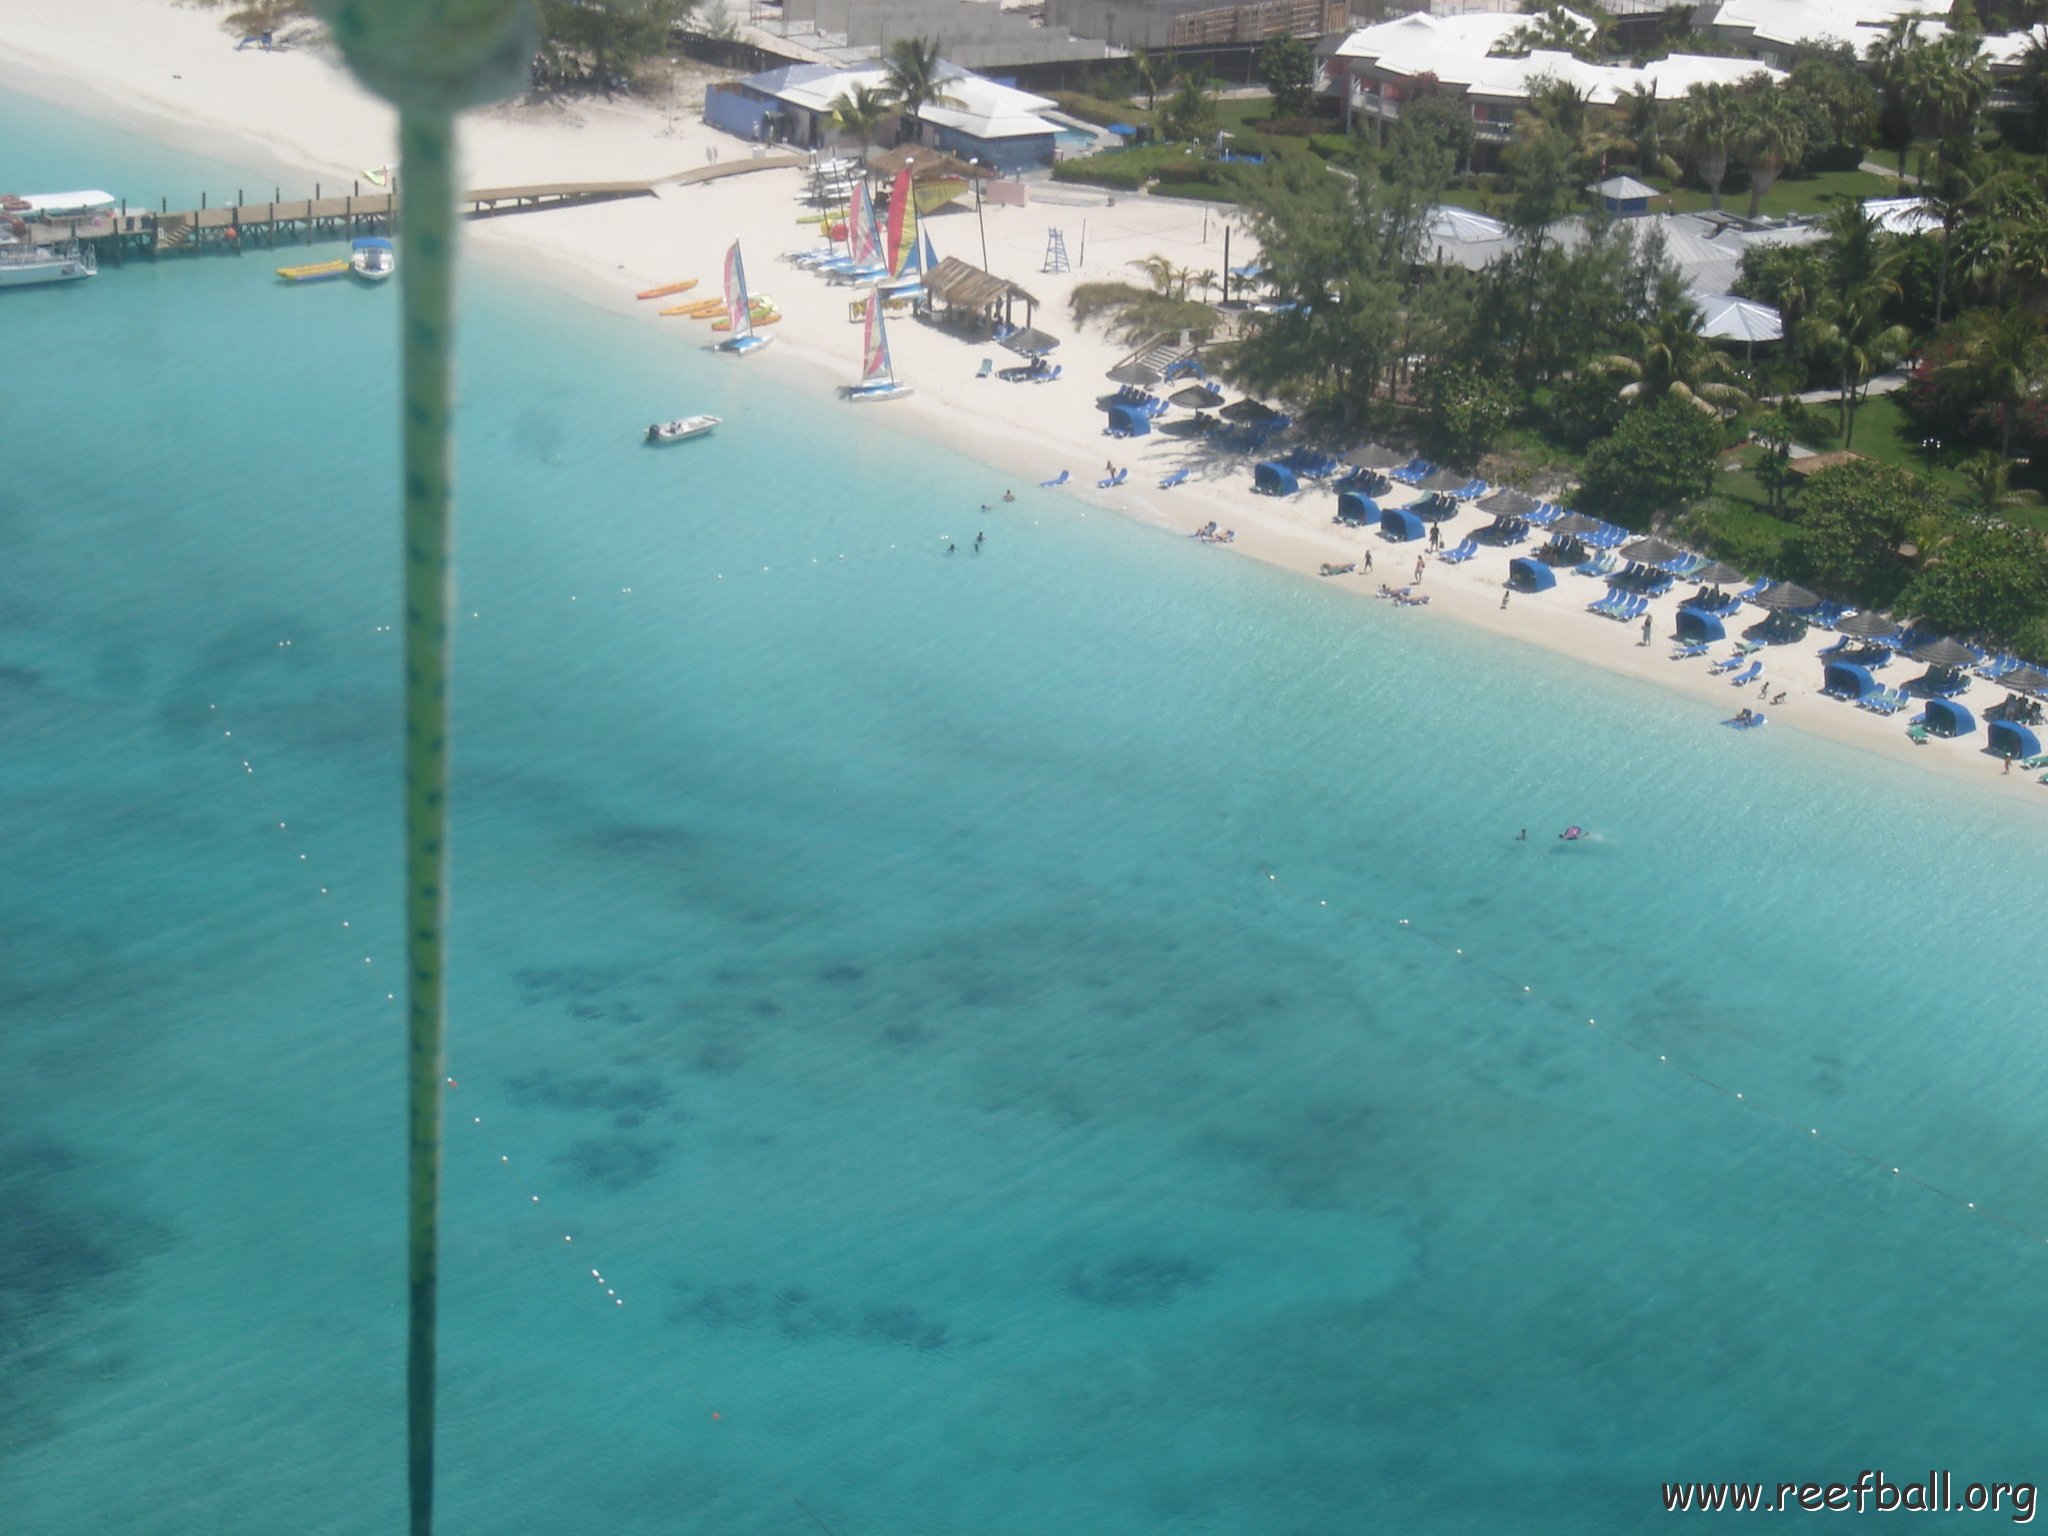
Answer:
1661;167;1901;220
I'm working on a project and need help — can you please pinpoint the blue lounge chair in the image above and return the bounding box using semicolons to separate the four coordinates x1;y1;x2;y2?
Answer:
1728;660;1762;686
1039;470;1069;488
1587;589;1623;617
1034;364;1062;384
1158;468;1189;489
1671;641;1711;659
1438;537;1479;564
1098;467;1128;488
1709;653;1744;674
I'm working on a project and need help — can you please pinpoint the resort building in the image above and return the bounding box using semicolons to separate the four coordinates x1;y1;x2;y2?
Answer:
1688;0;1949;66
1326;11;1777;163
704;61;1064;170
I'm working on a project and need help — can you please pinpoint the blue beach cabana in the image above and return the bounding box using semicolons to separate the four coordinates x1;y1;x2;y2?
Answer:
1105;402;1151;438
1381;506;1426;542
1923;698;1977;737
1254;462;1299;496
1507;556;1555;592
1675;607;1725;643
1822;661;1881;701
1989;719;2040;758
1336;490;1380;526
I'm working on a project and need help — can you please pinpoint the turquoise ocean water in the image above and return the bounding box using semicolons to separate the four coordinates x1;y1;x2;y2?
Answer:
6;98;2048;1533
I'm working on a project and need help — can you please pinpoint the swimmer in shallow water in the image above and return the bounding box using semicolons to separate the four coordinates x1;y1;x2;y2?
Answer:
1558;825;1583;841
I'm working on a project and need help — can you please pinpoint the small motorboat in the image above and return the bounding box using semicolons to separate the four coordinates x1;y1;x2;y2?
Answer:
350;236;395;282
644;414;719;445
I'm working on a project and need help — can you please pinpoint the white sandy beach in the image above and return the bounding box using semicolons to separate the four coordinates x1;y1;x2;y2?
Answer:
3;0;2042;808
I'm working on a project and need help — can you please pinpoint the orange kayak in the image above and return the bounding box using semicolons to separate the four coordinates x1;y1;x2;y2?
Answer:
662;298;724;316
636;278;698;300
711;310;780;332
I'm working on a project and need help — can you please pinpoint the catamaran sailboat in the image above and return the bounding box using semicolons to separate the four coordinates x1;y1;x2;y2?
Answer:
715;240;772;356
838;290;913;403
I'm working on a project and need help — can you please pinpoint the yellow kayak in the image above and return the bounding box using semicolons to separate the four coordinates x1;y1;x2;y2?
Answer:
711;309;780;332
637;278;698;300
666;298;725;317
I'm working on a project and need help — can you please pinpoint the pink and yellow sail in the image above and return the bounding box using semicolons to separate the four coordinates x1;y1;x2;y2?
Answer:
883;169;921;284
722;239;753;340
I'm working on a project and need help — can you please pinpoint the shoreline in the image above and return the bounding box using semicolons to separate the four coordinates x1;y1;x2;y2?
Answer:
3;0;2042;816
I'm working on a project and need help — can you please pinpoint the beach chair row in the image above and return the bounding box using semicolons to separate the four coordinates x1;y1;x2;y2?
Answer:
1588;588;1648;622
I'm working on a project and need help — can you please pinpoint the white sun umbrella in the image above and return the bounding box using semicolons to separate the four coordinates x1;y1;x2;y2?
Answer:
1695;293;1783;364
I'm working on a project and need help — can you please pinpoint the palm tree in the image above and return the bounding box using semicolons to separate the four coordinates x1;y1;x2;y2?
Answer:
1516;75;1613;180
1618;84;1676;180
1900;32;1990;162
1594;303;1753;414
1752;410;1796;515
1797;282;1912;447
1933;304;2048;457
1736;89;1806;220
1958;449;2042;516
1921;147;2002;327
1158;70;1218;143
883;36;962;143
1498;4;1600;61
1865;16;1926;176
1678;82;1739;211
826;82;897;165
1130;45;1174;113
1128;253;1176;294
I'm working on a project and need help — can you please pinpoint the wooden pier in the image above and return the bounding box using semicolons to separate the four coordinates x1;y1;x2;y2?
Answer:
15;177;675;263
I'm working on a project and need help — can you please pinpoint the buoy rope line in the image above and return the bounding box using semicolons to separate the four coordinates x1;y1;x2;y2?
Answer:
204;698;632;1308
1256;866;2047;1251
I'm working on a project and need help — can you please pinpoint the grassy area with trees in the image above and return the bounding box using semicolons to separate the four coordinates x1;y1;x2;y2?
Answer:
1051;10;2048;653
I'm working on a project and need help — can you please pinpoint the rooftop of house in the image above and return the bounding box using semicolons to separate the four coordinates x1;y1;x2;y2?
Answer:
738;61;1060;141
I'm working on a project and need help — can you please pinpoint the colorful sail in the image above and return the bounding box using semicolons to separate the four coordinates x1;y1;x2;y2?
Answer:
860;291;891;386
880;173;913;280
884;169;920;283
722;240;752;340
848;183;880;268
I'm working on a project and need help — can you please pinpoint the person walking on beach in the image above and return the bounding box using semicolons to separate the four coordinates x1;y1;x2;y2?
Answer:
1414;555;1425;583
1362;549;1373;573
1639;614;1653;646
1500;587;1510;610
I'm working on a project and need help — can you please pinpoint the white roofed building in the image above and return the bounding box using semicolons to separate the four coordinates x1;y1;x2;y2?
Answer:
1326;11;1778;166
705;61;1063;171
1689;0;1949;66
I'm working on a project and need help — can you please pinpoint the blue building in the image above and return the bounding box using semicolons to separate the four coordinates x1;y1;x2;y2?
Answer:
704;61;1059;171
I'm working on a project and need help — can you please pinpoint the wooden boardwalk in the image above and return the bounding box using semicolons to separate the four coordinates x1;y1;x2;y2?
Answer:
13;165;807;263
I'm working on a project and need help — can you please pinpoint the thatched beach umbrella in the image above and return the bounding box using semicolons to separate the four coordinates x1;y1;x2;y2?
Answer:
1418;466;1471;492
1220;398;1282;423
1344;442;1406;470
1107;360;1160;386
1910;636;1980;667
2001;664;2048;694
1752;581;1820;611
1690;560;1746;585
1621;535;1686;565
1477;488;1540;516
1835;610;1899;639
1550;512;1602;536
1170;383;1225;409
1001;327;1061;356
